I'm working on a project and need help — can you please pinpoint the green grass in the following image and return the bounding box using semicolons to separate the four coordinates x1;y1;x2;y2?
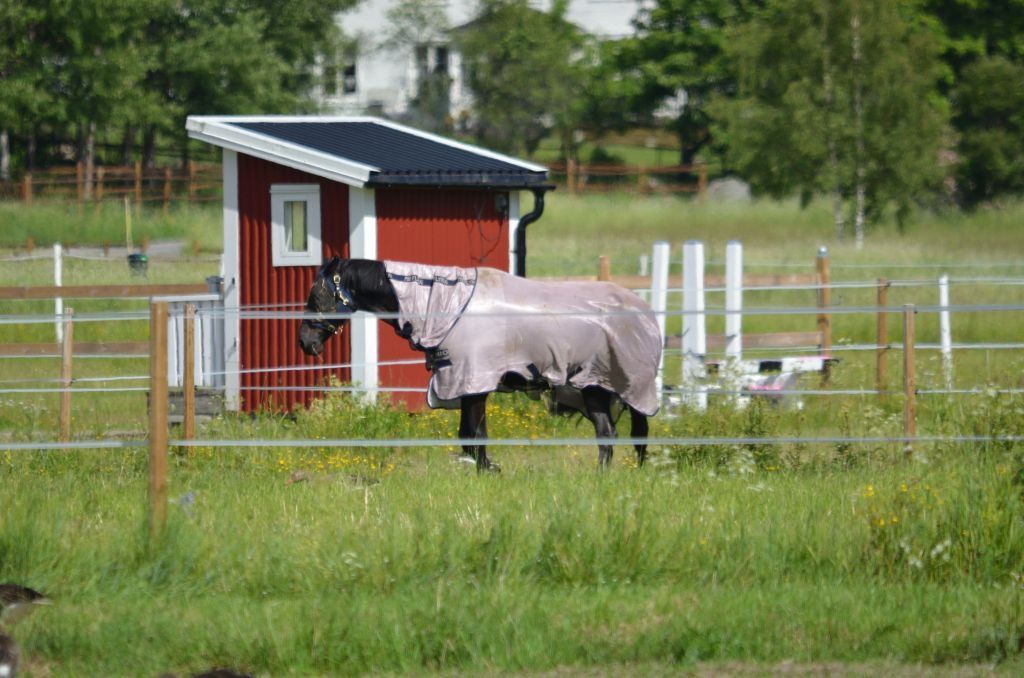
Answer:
3;392;1024;675
2;194;1024;675
0;200;222;252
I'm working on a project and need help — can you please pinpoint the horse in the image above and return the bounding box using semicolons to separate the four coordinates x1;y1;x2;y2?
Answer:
297;257;662;472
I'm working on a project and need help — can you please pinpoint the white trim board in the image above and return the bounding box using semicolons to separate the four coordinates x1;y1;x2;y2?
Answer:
348;186;378;401
221;150;241;410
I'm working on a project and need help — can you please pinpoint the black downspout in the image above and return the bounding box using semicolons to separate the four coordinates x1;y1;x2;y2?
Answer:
515;187;549;277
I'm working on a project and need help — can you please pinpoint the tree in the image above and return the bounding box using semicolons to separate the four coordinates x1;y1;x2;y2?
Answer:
0;0;358;174
924;0;1024;205
952;56;1024;205
455;0;588;157
0;3;52;175
617;0;763;166
711;0;948;246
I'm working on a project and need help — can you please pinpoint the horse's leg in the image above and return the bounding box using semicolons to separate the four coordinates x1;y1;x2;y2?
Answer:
582;386;616;468
630;406;649;467
459;393;495;473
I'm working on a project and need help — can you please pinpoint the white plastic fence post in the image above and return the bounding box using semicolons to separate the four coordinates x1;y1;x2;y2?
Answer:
650;241;670;403
637;253;651;302
939;273;953;391
725;240;743;405
53;243;63;343
682;240;707;410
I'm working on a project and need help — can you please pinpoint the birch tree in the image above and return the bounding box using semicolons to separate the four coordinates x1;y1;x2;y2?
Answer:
712;0;948;245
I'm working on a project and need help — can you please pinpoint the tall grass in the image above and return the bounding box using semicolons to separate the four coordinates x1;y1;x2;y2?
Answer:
527;193;1024;277
0;200;222;252
2;388;1023;675
2;195;1024;675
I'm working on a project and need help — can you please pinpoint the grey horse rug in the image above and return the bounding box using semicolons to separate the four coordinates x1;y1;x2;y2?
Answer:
384;261;663;416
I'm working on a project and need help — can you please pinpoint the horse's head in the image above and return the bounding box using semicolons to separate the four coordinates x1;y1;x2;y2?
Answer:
298;256;355;357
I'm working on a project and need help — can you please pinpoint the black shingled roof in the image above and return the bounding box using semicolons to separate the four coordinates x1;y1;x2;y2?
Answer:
232;121;548;188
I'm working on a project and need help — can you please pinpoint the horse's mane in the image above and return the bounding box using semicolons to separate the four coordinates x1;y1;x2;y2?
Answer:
334;258;400;318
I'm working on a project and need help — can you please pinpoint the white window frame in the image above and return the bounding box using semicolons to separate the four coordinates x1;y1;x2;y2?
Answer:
270;183;322;267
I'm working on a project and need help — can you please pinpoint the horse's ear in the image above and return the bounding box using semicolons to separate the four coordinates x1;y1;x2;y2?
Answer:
319;256;340;276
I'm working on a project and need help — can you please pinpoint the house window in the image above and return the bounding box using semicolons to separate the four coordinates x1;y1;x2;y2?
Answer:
270;184;321;267
342;63;357;94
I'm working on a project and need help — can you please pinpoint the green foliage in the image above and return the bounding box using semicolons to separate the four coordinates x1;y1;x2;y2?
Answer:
953;56;1024;206
0;0;357;171
616;0;762;164
711;0;949;232
455;0;590;156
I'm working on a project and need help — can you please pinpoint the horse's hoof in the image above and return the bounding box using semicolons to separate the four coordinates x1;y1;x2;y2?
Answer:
478;462;501;474
454;455;476;466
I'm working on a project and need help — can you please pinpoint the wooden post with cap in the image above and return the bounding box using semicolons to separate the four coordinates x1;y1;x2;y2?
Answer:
149;300;169;538
902;304;917;457
59;308;74;442
876;278;889;401
183;304;196;440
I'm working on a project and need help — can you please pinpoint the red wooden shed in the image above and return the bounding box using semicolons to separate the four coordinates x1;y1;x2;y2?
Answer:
186;116;550;412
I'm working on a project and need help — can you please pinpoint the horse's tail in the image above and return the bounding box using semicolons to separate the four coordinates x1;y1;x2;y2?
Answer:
629;406;649;466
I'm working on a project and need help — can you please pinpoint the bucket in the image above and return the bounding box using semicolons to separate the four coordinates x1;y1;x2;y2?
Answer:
127;252;148;276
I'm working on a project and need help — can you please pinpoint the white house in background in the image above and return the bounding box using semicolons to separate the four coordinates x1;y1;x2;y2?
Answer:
317;0;649;119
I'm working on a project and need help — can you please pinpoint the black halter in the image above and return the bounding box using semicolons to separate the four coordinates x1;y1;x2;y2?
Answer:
308;271;355;335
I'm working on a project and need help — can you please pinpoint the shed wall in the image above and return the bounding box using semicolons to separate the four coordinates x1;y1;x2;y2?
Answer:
375;187;511;409
237;154;350;412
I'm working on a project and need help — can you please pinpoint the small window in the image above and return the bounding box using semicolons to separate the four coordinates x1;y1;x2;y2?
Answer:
434;46;448;75
270;184;321;267
342;63;357;94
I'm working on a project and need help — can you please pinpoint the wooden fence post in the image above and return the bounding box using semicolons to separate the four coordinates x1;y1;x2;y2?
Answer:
21;173;32;204
162;167;172;214
183;304;196;440
134;160;143;214
59;308;74;442
76;161;84;212
94;166;105;216
876;278;889;401
697;164;708;197
902;304;917;457
816;246;832;354
598;255;611;281
567;158;577;194
188;160;197;205
149;300;169;538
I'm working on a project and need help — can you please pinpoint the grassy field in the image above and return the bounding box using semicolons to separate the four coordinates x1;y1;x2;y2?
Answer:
1;195;1023;676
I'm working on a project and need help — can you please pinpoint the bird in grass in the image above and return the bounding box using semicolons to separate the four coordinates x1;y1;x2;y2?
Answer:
0;585;49;626
0;629;18;678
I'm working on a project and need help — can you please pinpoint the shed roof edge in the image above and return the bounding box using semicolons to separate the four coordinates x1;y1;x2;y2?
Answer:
187;117;375;187
187;115;548;175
